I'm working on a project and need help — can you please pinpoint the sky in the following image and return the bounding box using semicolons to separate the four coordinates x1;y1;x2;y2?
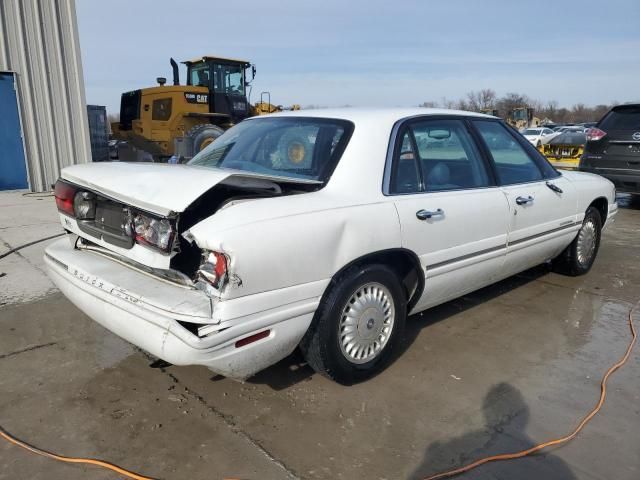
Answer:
76;0;640;115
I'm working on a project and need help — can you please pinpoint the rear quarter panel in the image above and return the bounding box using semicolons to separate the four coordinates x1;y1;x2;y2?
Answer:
187;191;402;300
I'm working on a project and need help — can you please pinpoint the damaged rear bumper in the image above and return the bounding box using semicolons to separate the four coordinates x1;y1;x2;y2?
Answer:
44;237;320;379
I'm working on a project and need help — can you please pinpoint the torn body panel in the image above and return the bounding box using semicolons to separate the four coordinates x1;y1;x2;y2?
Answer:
185;192;404;300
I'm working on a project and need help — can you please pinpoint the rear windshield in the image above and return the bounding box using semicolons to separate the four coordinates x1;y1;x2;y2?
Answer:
188;117;354;182
599;106;640;131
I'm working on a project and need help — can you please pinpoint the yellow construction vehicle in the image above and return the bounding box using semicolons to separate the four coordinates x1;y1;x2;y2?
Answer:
506;107;541;131
111;55;299;161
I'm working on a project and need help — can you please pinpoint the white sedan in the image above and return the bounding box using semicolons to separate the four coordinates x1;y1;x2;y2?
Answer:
521;127;557;146
45;109;617;385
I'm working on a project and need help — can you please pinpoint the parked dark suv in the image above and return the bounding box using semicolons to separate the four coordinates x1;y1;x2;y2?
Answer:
579;104;640;195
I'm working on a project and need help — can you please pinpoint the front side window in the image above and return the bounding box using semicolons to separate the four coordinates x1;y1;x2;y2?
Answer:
473;120;543;185
389;119;489;194
188;117;353;182
190;64;209;87
212;64;245;95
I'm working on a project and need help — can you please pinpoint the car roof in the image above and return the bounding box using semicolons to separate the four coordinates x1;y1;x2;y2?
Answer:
264;107;494;124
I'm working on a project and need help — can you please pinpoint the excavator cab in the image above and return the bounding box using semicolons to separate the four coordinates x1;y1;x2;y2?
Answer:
183;56;255;124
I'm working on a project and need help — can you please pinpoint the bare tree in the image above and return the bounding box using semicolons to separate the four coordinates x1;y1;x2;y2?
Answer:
419;90;611;123
466;89;497;111
420;101;439;108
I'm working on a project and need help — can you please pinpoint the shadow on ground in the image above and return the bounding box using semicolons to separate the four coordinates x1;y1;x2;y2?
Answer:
410;382;577;480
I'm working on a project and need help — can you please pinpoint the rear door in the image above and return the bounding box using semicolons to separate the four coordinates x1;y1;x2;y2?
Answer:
471;120;578;278
388;117;509;311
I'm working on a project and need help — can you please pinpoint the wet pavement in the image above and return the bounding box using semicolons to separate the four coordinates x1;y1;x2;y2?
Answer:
1;193;639;480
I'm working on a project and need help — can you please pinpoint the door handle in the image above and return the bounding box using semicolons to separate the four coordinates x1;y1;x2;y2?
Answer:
416;208;444;220
516;196;534;205
545;181;563;194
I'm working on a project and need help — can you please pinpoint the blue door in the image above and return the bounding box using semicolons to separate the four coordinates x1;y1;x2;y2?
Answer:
0;72;28;190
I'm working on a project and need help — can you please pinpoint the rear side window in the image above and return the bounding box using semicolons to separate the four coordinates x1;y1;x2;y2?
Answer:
599;106;640;131
390;131;421;193
473;120;543;185
389;119;489;194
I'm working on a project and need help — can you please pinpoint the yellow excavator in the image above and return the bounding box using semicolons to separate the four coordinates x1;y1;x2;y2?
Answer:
111;55;300;161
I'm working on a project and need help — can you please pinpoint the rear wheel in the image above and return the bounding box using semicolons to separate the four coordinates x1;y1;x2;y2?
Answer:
300;264;406;385
552;206;602;276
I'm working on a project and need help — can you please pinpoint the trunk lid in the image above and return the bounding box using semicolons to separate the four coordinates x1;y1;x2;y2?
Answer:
61;162;320;216
58;162;321;274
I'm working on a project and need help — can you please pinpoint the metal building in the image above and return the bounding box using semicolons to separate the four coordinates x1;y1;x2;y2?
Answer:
0;0;91;192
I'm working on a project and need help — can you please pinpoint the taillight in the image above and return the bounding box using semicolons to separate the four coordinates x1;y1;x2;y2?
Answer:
196;251;228;290
73;191;96;219
131;212;175;252
54;180;76;216
586;128;607;142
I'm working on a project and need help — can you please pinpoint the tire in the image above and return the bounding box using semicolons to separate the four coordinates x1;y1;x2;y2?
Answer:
186;124;224;153
552;206;602;276
300;264;406;385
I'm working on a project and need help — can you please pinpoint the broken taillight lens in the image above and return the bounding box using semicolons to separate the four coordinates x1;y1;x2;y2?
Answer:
131;212;175;252
73;191;96;219
54;180;77;216
197;251;228;290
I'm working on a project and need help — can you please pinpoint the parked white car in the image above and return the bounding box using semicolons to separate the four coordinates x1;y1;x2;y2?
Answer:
521;127;557;146
45;109;617;384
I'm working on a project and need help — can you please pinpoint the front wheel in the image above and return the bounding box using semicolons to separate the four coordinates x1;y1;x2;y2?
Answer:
300;264;406;385
552;206;602;276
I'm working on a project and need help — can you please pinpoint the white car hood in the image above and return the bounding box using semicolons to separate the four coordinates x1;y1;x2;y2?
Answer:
61;162;319;216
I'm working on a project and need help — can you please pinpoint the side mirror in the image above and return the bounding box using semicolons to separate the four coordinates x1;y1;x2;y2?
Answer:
245;64;257;86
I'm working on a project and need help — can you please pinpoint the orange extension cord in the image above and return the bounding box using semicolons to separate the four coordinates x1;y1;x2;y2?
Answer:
423;299;639;480
0;301;638;480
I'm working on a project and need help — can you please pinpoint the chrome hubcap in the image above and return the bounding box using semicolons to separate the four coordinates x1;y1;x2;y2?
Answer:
576;219;597;266
338;282;395;364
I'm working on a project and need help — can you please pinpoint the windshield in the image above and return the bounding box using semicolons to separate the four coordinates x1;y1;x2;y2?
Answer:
213;63;245;95
188;117;354;182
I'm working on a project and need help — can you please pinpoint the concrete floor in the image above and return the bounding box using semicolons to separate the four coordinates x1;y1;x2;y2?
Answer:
1;191;639;480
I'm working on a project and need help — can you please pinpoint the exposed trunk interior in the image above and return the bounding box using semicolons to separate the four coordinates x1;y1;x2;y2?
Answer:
169;177;317;279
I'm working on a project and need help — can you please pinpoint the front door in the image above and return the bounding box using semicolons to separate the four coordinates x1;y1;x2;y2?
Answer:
472;119;578;278
387;117;510;312
0;72;28;190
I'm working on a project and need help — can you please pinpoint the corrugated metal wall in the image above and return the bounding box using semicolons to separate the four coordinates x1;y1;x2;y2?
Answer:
0;0;91;192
